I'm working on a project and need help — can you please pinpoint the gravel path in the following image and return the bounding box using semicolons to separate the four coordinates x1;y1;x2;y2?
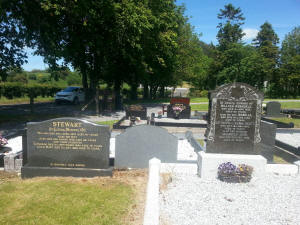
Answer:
160;173;300;225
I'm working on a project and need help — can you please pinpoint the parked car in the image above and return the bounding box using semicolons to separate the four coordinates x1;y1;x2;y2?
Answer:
55;86;85;104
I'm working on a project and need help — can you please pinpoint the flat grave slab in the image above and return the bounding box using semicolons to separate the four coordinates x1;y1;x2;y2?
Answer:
276;129;300;148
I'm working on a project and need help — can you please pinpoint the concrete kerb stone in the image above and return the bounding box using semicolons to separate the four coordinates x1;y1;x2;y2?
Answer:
143;158;161;225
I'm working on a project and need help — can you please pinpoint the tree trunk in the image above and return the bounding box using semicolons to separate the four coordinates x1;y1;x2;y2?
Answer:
81;70;89;102
95;87;99;116
114;80;122;110
143;82;149;99
130;83;138;100
30;96;34;114
159;86;165;98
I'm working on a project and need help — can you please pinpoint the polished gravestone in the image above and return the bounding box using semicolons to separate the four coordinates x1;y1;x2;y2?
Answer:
266;101;282;117
21;118;112;178
206;83;264;154
115;125;178;168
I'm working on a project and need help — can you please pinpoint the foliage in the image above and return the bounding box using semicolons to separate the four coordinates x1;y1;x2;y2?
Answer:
216;4;245;51
67;71;82;86
0;82;64;99
0;2;27;82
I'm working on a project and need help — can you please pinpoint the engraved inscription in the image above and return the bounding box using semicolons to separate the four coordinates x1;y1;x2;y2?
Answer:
33;122;103;151
216;99;256;142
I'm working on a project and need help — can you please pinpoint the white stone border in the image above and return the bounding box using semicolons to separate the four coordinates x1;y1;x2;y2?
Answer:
143;158;161;225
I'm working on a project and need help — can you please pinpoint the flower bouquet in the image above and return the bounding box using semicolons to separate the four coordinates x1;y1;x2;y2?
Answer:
217;162;253;183
172;105;183;119
0;135;8;148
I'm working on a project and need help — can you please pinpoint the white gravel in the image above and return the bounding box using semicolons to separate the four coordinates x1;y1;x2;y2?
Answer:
160;173;300;225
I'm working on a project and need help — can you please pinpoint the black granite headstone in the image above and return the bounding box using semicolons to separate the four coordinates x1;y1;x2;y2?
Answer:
167;103;191;119
206;83;264;154
266;101;281;117
21;118;112;178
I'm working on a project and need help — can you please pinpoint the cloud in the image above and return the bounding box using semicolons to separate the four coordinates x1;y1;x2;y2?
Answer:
242;28;259;41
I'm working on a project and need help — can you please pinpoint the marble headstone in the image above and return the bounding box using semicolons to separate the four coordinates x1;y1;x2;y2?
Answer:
21;118;112;178
206;83;264;154
115;125;178;168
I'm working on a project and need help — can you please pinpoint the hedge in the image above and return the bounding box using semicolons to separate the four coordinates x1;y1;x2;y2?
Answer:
0;82;65;99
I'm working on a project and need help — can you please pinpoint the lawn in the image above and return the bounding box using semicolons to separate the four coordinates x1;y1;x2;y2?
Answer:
0;170;147;225
96;120;119;129
191;103;209;111
0;96;54;105
279;101;300;109
270;117;300;128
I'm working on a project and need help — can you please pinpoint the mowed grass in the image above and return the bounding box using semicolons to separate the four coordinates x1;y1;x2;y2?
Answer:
0;175;136;225
191;103;209;111
0;113;63;124
270;117;300;128
279;101;300;109
96;120;119;129
0;96;54;105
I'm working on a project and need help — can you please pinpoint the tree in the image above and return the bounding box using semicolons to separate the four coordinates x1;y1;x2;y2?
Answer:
281;26;300;64
0;1;27;82
279;26;300;97
253;22;280;95
216;4;245;50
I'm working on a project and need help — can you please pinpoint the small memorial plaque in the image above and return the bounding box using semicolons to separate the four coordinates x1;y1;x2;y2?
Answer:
21;118;112;178
206;83;264;154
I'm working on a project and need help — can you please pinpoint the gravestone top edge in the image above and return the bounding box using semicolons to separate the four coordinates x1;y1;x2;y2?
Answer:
210;82;264;100
116;124;177;139
27;117;110;129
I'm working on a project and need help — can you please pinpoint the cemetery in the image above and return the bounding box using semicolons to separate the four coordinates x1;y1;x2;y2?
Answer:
0;82;300;225
1;1;300;224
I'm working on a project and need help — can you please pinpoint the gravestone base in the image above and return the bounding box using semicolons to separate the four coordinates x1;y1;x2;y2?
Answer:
197;151;267;180
21;166;113;178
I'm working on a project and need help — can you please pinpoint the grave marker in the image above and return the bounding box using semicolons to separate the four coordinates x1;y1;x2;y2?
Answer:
206;83;264;154
115;125;178;168
21;118;112;178
266;101;281;117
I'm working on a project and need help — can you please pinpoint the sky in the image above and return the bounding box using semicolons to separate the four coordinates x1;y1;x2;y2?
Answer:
22;0;300;71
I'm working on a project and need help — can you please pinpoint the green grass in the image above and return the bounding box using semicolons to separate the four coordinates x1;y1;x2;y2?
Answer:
191;103;209;111
270;117;300;128
124;97;171;105
279;102;300;109
0;113;64;124
0;177;133;225
96;120;119;129
0;96;54;105
190;97;209;103
196;139;205;146
273;155;290;164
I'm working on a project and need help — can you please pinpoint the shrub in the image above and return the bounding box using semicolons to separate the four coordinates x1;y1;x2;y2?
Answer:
66;72;81;85
28;73;37;80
